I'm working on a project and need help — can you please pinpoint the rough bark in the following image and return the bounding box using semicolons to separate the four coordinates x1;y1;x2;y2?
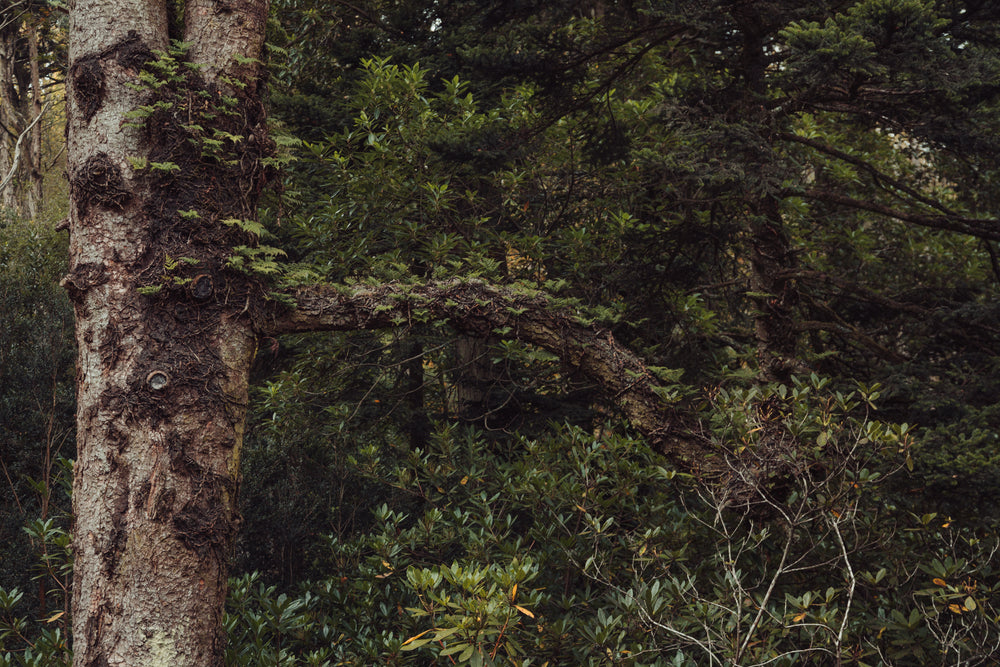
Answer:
66;0;268;663
452;335;498;424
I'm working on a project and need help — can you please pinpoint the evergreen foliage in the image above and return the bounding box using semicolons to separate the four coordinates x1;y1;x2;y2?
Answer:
0;212;74;666
240;0;1000;663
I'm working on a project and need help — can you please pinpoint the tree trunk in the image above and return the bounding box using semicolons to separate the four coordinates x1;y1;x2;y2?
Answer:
66;0;268;663
452;335;495;424
732;4;801;384
401;338;431;448
748;194;799;383
1;17;23;213
25;20;42;220
0;11;43;218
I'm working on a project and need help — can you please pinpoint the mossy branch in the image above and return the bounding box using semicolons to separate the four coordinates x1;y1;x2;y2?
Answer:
261;279;716;469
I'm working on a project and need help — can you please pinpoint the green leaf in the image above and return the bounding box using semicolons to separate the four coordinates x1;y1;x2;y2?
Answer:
150;161;181;172
439;642;470;657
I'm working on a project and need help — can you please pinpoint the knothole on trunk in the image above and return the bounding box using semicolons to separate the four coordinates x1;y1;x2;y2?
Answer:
191;274;214;300
146;370;171;391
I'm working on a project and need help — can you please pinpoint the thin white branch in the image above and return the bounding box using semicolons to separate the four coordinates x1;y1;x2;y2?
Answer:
831;516;856;666
737;523;794;661
0;100;51;196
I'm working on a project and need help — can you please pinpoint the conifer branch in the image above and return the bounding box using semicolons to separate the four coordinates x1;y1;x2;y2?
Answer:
800;188;1000;241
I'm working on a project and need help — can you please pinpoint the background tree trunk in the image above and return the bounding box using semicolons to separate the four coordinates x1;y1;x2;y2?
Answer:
0;7;43;217
25;20;42;219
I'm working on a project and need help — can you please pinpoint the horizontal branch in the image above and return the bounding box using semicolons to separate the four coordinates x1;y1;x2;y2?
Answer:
800;188;1000;241
263;279;716;468
778;132;955;216
780;268;929;317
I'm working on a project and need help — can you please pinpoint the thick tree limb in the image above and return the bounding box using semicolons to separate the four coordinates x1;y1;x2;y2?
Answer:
263;279;718;470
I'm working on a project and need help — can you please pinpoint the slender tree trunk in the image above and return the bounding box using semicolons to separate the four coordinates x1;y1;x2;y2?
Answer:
67;0;268;663
25;20;42;219
733;4;800;384
452;335;494;423
748;194;798;383
0;20;21;212
402;338;431;448
0;12;43;217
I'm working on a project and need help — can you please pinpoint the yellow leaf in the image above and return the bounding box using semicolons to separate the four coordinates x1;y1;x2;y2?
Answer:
792;612;807;622
830;509;841;519
45;611;65;623
948;604;963;614
515;605;535;618
511;583;518;601
401;628;433;646
460;476;469;485
933;578;947;587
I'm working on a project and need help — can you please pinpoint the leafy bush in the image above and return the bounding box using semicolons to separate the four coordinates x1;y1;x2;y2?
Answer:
221;376;1000;666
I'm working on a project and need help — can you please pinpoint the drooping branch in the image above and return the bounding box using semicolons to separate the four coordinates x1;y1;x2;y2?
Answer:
778;132;958;216
800;188;1000;241
331;0;406;37
263;279;717;470
779;268;929;318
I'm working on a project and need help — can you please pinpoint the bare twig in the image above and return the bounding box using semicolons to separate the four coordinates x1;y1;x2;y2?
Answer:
830;517;856;666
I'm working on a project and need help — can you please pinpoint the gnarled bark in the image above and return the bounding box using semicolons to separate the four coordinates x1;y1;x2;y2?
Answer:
67;0;268;664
